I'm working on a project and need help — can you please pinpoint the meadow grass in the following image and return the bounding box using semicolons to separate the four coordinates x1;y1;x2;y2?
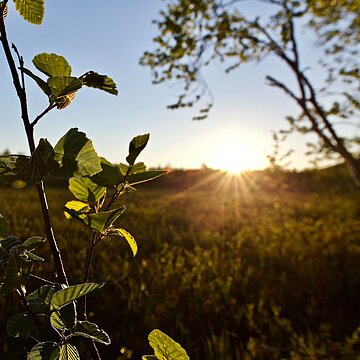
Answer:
0;170;359;359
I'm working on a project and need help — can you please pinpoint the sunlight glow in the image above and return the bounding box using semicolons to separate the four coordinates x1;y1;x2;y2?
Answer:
209;142;260;174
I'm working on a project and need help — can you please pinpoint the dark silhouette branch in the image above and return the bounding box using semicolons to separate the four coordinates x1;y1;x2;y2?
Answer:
31;104;57;127
0;13;69;285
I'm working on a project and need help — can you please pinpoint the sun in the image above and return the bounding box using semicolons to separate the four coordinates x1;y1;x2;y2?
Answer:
209;142;260;174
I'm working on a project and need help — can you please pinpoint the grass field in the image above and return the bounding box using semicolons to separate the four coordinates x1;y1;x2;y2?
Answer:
0;169;359;359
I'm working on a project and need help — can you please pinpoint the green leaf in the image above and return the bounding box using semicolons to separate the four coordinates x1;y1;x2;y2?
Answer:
59;343;80;360
148;329;190;360
110;228;137;256
51;283;104;310
1;2;8;20
7;312;33;338
86;206;126;232
142;356;158;360
118;162;147;178
33;53;72;77
20;67;51;96
13;0;44;25
0;155;30;183
126;134;150;165
127;170;168;186
91;157;122;187
74;321;111;345
0;236;22;265
80;71;118;95
131;162;147;174
50;302;76;330
0;213;8;237
24;143;51;181
27;285;57;314
51;128;102;178
26;251;44;262
68;177;106;203
23;236;45;251
1;253;32;295
64;200;90;219
37;138;56;163
48;76;82;99
55;92;77;110
27;342;60;360
119;163;129;176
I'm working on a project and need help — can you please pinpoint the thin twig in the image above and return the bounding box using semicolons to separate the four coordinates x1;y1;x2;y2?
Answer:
30;273;59;286
82;232;98;319
31;104;56;127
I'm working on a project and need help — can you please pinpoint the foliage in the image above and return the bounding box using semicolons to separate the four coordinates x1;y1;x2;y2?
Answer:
0;1;181;359
0;170;359;359
144;329;190;360
141;0;360;185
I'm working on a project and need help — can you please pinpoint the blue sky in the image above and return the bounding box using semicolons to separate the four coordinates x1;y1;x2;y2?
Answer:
0;1;342;171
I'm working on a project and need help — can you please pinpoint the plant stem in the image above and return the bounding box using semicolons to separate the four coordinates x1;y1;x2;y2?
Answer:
31;104;56;127
0;15;68;286
82;231;102;360
30;273;60;286
82;232;98;319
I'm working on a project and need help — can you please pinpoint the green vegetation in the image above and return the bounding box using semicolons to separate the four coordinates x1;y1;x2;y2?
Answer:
1;2;186;358
1;169;359;359
1;1;359;359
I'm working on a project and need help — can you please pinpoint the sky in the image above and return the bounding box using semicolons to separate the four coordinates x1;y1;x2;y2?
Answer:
0;0;348;171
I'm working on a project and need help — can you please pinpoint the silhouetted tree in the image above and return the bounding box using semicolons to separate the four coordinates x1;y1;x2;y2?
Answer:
141;0;360;186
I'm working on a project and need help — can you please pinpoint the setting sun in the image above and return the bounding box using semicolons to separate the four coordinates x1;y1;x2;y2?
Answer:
209;142;262;174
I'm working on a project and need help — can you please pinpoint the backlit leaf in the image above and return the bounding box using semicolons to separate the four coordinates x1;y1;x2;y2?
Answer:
20;67;51;96
7;312;33;338
51;283;104;310
1;253;32;295
47;76;82;103
0;236;22;265
119;163;129;176
27;285;57;313
27;342;60;360
148;329;190;360
24;144;50;181
33;53;71;77
126;134;150;165
55;92;76;110
50;302;76;330
51;128;102;178
64;200;90;219
74;321;111;345
80;71;118;95
86;206;126;232
68;177;106;203
26;251;44;262
59;343;80;360
13;0;44;25
1;2;8;20
131;162;147;174
91;157;122;187
111;228;137;256
0;155;29;183
23;236;45;251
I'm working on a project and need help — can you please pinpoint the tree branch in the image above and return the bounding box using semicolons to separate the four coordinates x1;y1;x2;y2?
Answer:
0;14;68;286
